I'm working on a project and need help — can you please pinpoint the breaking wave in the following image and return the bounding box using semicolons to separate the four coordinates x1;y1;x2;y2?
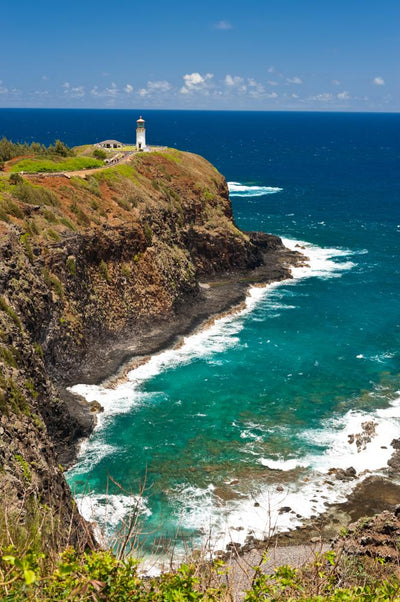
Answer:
228;181;283;197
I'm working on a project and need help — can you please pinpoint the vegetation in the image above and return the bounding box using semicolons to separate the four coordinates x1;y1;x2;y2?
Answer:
1;544;400;601
9;156;104;174
92;148;107;160
0;137;74;162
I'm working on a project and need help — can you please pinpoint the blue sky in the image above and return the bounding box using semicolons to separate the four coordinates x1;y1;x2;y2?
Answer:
2;0;399;111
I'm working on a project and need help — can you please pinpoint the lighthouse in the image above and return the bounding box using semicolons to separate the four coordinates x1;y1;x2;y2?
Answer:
136;116;146;151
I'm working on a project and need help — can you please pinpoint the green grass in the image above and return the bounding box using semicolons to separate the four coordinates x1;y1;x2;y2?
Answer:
9;156;104;173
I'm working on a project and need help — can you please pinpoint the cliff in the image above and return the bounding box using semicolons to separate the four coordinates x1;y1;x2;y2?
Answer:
0;149;302;553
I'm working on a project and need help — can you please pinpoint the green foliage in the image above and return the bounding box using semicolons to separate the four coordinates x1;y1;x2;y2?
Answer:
46;228;61;242
0;198;24;220
9;172;23;185
0;136;73;162
9;156;103;174
70;200;91;226
32;342;43;358
14;454;32;483
0;296;21;328
0;549;226;601
3;378;30;415
59;216;77;231
143;223;153;245
99;260;110;283
42;268;64;298
93;148;107;160
0;345;18;368
66;256;76;277
13;181;59;207
47;139;74;157
121;264;131;280
20;232;34;262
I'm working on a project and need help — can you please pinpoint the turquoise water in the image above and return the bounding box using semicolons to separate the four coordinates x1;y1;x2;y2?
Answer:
7;110;396;557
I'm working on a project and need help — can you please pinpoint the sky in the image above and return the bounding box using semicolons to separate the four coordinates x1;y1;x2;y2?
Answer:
2;0;399;112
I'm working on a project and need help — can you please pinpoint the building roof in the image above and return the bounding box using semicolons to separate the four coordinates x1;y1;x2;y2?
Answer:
98;139;123;145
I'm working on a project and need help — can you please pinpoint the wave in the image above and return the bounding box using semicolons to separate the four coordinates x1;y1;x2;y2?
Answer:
76;493;151;543
260;457;309;471
228;181;283;197
164;399;400;553
68;237;363;556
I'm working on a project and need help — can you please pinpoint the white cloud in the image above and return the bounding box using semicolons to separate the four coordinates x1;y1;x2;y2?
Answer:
286;76;303;84
91;82;118;97
337;90;350;100
214;20;233;30
41;75;48;81
62;82;85;98
332;79;341;86
267;66;275;73
310;93;333;102
124;84;134;93
266;91;278;99
148;80;172;92
267;80;279;86
180;72;214;94
224;74;244;87
137;80;172;97
248;78;265;97
373;76;385;86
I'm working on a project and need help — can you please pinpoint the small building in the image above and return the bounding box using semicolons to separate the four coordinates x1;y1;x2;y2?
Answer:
96;140;123;149
136;117;147;151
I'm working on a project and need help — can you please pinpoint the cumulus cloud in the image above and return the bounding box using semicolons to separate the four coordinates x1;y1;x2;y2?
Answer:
286;76;303;84
214;20;233;30
180;72;213;94
310;93;333;102
62;82;85;98
248;78;265;97
224;74;244;87
337;90;350;100
91;82;118;97
138;80;172;97
124;84;134;94
373;76;385;86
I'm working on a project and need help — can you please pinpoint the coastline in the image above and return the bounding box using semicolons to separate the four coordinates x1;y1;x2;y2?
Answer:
66;236;400;576
64;238;304;388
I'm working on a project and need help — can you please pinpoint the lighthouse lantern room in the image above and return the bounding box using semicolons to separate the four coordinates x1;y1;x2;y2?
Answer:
136;116;146;151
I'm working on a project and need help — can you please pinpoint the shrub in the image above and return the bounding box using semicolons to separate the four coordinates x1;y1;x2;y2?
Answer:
66;256;76;277
93;148;107;160
9;173;23;185
99;260;110;282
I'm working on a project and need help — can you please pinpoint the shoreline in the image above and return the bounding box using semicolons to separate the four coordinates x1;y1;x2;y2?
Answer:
63;240;304;389
65;237;400;574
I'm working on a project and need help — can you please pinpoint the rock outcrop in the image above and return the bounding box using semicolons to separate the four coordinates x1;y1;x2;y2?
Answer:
0;149;303;552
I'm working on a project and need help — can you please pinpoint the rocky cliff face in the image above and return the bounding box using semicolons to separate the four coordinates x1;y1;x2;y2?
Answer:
0;149;302;552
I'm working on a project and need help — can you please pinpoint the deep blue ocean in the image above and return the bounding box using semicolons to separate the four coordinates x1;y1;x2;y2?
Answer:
1;109;399;560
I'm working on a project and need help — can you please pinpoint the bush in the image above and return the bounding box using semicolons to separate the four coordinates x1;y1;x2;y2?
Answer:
9;173;23;185
93;148;107;160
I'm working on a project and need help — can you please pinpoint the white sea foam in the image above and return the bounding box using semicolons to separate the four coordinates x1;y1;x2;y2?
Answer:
228;181;283;197
164;400;400;554
76;493;151;543
69;236;367;557
260;458;310;471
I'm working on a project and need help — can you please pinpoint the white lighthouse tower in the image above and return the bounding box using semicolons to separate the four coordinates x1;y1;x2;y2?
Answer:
136;116;146;151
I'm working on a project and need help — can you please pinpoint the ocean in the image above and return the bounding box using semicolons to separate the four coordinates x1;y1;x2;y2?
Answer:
1;109;399;561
